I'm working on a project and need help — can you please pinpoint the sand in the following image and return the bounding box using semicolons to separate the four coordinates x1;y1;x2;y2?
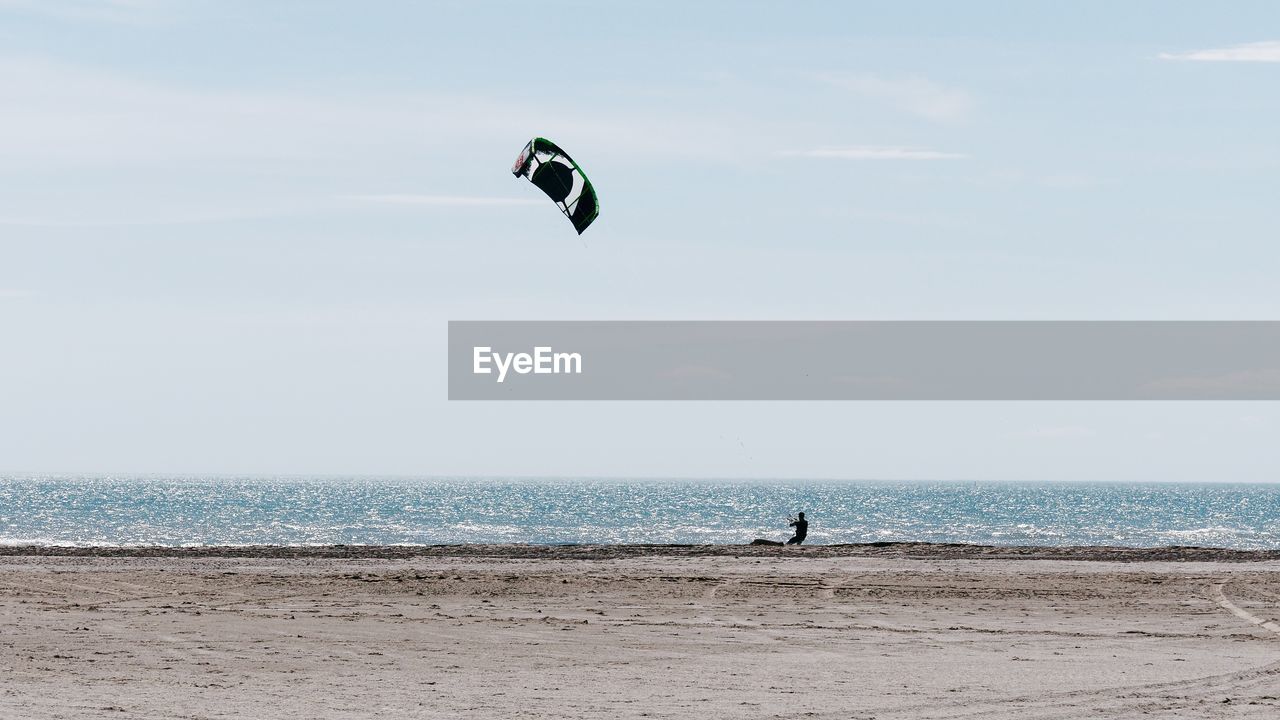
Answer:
2;544;1280;719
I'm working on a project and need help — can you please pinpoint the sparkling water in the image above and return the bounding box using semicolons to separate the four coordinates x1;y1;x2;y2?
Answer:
2;476;1279;549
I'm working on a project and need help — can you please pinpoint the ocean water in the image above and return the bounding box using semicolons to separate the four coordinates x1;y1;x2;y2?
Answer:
2;477;1279;549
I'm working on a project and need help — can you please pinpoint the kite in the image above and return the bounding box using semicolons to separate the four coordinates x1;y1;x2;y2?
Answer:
511;138;599;234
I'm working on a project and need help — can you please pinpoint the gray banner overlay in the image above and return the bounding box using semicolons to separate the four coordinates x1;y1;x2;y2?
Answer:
448;321;1280;400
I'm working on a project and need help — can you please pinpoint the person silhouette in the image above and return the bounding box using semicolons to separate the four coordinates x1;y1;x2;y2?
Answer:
786;512;808;545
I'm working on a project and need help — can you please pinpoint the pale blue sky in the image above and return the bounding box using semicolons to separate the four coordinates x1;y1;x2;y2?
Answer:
2;1;1279;480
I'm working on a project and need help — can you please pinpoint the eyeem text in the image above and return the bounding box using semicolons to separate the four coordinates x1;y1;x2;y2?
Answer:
472;346;583;383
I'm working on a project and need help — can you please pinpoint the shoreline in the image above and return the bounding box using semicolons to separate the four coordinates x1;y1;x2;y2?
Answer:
5;541;1280;562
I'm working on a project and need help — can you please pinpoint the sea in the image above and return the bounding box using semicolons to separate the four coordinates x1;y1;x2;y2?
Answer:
2;476;1279;549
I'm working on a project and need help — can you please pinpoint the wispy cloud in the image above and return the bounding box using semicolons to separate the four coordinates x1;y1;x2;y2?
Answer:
0;57;520;167
818;73;974;122
0;56;754;225
0;208;300;227
1160;41;1280;63
344;195;542;207
1018;426;1096;440
782;146;967;161
0;57;750;170
0;0;175;24
0;288;32;299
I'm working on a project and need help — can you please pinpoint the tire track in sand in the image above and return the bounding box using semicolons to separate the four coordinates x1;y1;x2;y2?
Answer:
1215;582;1280;635
846;582;1280;720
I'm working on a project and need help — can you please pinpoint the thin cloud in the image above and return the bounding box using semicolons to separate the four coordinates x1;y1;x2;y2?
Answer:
1160;41;1280;62
818;73;974;122
0;210;291;227
0;57;750;225
0;58;747;169
0;0;175;24
782;146;967;161
1019;426;1097;440
345;195;542;207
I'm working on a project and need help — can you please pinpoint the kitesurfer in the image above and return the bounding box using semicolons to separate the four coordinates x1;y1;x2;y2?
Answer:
786;512;808;545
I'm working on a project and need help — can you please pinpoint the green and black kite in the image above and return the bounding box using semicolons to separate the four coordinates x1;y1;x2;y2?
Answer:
511;138;599;235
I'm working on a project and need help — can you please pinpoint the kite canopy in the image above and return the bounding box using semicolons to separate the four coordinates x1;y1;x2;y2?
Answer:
511;138;599;234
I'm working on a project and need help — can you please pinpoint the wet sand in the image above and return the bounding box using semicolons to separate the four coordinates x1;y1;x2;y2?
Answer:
3;544;1280;719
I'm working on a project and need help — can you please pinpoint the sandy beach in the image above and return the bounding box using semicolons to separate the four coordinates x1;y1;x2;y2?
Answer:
3;545;1280;719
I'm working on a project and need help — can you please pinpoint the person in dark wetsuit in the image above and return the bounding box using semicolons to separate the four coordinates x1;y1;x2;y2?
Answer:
786;512;808;545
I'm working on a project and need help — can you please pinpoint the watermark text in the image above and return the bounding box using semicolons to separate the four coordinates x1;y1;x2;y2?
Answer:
473;346;583;383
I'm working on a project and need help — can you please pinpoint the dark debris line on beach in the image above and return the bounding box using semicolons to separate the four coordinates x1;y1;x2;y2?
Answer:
3;543;1280;562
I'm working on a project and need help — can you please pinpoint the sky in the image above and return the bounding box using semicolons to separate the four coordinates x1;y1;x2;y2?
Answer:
2;0;1279;481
